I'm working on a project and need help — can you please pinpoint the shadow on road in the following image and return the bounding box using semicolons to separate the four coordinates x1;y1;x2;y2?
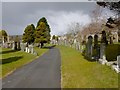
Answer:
43;45;56;49
0;56;23;64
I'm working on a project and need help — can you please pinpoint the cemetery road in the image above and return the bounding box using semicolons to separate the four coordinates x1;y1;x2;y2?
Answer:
2;48;61;88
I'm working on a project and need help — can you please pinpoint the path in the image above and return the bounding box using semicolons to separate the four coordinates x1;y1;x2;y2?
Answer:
2;47;61;88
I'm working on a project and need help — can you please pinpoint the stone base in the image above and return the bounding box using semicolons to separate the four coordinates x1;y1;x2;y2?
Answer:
106;62;114;66
99;59;108;65
111;65;120;73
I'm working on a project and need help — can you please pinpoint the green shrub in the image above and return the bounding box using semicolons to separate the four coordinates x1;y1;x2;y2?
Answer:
105;44;120;61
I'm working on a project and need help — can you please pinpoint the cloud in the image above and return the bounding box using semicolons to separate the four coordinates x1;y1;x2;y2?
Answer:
2;2;95;35
27;10;91;35
47;11;91;35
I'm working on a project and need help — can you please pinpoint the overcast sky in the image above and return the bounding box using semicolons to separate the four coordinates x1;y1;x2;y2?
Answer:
2;2;113;35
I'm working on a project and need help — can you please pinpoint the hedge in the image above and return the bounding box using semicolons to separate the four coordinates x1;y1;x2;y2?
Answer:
105;44;120;61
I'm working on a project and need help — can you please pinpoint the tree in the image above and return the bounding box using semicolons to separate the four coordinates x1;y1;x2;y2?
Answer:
97;2;120;12
97;1;120;42
22;24;35;44
89;5;106;34
67;22;82;35
34;17;51;48
0;30;8;43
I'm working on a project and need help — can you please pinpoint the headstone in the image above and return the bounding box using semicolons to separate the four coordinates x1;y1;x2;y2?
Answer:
10;42;12;48
99;31;108;64
26;47;28;53
117;55;120;68
28;44;34;54
14;42;17;50
99;43;107;64
12;41;14;50
101;31;108;45
100;43;106;59
64;39;67;46
111;56;120;73
81;41;86;53
31;45;34;54
86;36;93;58
94;35;100;60
25;43;29;53
6;43;9;48
17;41;21;50
28;47;30;53
20;43;24;51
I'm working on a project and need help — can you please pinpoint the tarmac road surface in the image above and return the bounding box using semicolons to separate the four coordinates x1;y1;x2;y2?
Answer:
2;47;61;88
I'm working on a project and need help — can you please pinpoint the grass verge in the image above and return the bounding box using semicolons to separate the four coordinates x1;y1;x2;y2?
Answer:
57;45;119;88
0;47;48;78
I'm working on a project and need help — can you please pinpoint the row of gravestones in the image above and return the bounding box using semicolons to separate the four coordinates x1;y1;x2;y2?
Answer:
2;41;38;56
85;34;120;73
19;43;38;56
58;32;120;73
58;38;85;53
1;41;21;50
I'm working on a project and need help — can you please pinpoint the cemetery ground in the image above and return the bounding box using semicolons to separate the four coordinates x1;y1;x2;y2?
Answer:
57;45;119;88
0;46;48;78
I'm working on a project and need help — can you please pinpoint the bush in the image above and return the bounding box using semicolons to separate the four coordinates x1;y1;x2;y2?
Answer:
105;44;120;61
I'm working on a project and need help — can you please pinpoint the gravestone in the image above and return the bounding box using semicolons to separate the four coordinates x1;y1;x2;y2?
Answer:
94;34;100;60
12;41;14;50
111;55;120;73
10;42;12;48
25;43;29;53
86;36;93;58
12;41;17;50
6;43;9;48
76;41;80;50
101;31;108;45
99;43;107;64
14;42;17;50
100;31;107;60
17;41;21;50
20;43;24;51
28;47;30;53
81;41;86;53
28;44;34;54
99;31;108;64
117;55;120;68
64;39;67;46
31;45;34;54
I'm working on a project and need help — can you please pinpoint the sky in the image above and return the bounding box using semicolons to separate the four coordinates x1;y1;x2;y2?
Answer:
1;2;114;35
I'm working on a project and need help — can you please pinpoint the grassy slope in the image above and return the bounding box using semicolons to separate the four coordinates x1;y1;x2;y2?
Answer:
0;47;48;78
57;45;118;88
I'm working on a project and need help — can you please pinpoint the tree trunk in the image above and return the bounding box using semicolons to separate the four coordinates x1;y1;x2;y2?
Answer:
41;42;44;48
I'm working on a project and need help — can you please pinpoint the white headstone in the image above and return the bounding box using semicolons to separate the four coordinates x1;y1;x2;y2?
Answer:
26;47;28;53
12;41;15;50
117;55;120;68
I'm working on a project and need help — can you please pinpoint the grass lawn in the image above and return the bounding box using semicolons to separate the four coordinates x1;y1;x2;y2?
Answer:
0;47;48;78
57;45;119;88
